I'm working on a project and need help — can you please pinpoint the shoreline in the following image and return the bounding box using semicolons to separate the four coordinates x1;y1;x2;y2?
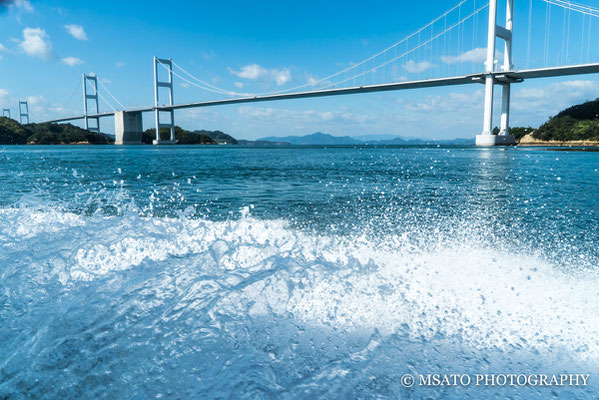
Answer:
516;133;599;147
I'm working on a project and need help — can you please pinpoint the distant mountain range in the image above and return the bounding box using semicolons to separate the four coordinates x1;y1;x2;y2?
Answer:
258;132;475;146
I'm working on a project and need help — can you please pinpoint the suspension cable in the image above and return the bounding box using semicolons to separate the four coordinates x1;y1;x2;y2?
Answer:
170;60;248;97
541;0;599;18
265;0;474;95
319;3;488;90
96;78;126;110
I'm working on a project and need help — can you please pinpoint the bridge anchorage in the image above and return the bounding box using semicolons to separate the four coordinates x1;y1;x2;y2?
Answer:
42;0;599;146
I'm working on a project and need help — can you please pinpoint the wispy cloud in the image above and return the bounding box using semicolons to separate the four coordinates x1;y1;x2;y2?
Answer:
237;106;375;124
61;56;83;66
64;24;88;40
2;0;34;13
403;60;434;73
271;68;291;86
229;64;292;86
441;47;503;64
19;27;53;60
116;61;125;68
229;64;268;80
201;50;216;60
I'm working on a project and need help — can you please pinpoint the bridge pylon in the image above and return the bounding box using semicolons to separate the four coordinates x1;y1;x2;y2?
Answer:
153;57;176;145
82;74;100;133
476;0;516;146
2;108;10;119
18;101;29;124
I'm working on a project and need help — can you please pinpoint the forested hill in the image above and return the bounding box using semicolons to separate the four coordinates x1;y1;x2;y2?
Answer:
531;98;599;142
0;117;113;144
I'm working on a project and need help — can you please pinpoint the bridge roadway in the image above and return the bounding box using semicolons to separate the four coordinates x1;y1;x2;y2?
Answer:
45;63;599;124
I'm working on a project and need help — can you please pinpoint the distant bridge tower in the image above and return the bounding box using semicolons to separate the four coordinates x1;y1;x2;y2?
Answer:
476;0;516;146
83;74;100;133
153;57;176;144
18;101;29;124
2;108;10;119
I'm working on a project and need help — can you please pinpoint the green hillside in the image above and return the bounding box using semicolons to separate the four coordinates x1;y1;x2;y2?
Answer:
143;126;216;144
533;99;599;141
0;117;114;144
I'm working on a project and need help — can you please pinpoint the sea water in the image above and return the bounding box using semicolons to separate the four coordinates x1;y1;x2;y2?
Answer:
0;145;598;399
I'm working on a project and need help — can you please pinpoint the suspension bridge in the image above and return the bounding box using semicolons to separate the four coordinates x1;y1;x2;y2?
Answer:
29;0;599;146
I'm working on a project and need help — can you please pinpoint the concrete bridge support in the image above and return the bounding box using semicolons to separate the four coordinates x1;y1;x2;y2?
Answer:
476;0;516;146
115;111;143;144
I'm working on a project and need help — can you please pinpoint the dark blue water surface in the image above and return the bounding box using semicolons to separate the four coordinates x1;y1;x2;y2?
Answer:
0;145;598;399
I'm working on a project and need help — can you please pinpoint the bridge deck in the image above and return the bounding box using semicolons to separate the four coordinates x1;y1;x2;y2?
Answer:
45;63;599;124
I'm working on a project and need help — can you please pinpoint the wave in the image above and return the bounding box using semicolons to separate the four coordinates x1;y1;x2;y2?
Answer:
0;204;597;398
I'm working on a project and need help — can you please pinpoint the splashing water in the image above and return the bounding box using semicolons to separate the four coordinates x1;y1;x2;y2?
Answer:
0;145;598;398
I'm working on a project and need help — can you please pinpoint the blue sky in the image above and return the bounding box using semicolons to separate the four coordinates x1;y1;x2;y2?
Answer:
1;0;599;140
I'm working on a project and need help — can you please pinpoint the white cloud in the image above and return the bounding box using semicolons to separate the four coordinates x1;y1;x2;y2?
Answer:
64;24;88;41
271;68;291;86
116;61;125;68
201;50;216;60
181;82;190;88
19;28;52;60
61;56;83;66
229;64;292;86
403;60;434;73
237;106;375;125
11;0;34;13
0;43;6;52
229;64;268;80
234;82;244;89
441;47;503;65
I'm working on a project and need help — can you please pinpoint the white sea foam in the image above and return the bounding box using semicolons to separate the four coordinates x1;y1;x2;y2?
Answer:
1;206;597;398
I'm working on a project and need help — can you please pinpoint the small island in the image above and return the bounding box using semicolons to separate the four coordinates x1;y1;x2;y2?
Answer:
515;98;599;146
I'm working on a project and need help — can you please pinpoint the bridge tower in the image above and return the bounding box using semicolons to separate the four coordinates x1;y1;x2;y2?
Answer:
83;74;100;133
476;0;516;146
18;101;29;124
2;108;10;119
153;57;176;145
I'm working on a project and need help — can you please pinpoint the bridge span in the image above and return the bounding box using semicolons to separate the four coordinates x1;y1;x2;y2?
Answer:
39;0;599;146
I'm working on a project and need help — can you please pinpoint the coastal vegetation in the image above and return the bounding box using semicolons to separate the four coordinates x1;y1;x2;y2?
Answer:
0;117;114;144
142;126;216;144
531;99;599;142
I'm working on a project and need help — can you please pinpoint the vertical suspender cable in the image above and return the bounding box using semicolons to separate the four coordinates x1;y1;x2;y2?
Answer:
527;0;532;68
566;8;570;64
561;8;567;64
430;23;433;79
472;0;476;73
443;14;447;76
547;7;551;62
587;8;592;63
581;13;586;64
544;3;549;66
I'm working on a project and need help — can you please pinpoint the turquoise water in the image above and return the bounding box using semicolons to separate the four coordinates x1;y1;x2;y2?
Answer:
0;145;598;398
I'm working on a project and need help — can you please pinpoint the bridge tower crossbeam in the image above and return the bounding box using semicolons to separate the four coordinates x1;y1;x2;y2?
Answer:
2;108;10;119
477;0;516;146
